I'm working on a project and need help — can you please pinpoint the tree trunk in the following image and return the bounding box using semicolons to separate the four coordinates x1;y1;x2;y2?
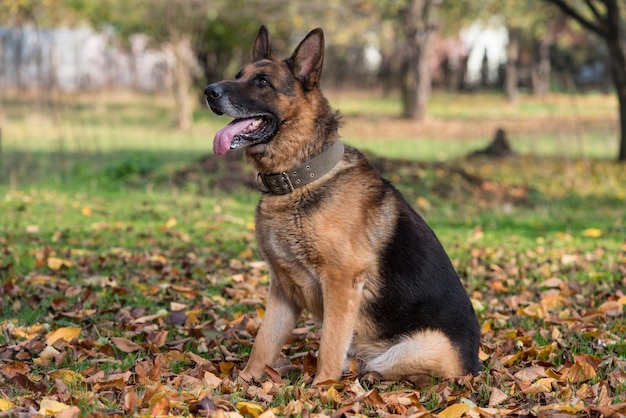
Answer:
605;4;626;162
531;36;551;96
171;35;193;131
400;0;438;120
540;0;625;161
606;38;626;162
504;27;519;102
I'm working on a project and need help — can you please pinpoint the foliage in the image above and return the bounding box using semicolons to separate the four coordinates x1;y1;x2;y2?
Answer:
0;92;625;416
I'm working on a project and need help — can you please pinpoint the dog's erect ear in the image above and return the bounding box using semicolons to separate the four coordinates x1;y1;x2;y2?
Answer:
253;25;273;61
290;28;324;90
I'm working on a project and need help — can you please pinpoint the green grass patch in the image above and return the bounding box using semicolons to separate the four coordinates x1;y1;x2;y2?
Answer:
0;91;625;415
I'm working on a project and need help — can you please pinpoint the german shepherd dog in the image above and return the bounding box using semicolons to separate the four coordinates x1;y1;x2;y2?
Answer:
204;26;480;385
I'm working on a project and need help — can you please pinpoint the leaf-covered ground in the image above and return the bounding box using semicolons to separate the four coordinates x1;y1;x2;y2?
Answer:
1;155;625;417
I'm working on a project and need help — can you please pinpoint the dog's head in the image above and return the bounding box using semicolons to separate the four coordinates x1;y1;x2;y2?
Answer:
204;25;327;162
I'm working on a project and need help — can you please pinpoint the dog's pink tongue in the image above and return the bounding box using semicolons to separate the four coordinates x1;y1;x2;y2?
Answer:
213;118;254;156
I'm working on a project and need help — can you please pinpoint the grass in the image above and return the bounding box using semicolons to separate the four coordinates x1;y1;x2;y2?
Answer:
0;89;625;416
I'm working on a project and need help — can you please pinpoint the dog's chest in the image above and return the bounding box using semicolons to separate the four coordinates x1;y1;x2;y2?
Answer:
254;194;338;315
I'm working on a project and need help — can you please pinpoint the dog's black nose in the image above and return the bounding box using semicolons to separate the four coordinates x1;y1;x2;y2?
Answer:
204;83;223;100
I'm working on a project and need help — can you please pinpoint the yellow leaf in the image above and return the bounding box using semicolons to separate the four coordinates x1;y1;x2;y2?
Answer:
415;196;431;211
164;217;177;229
49;369;84;385
0;399;15;411
521;377;556;395
39;399;71;415
149;254;167;265
582;228;602;237
46;327;81;346
237;401;265;418
219;361;235;376
539;401;585;413
239;248;254;259
47;257;73;270
81;206;92;216
438;403;470;418
324;386;343;405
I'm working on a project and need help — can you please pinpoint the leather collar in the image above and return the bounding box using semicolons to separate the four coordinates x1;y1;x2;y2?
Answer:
256;141;345;195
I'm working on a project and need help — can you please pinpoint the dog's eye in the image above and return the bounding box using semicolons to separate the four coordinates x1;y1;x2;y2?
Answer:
257;77;270;87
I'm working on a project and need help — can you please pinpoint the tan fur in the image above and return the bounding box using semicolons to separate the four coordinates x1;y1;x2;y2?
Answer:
206;26;476;385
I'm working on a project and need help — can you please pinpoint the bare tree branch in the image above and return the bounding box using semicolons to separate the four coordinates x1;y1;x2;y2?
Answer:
583;0;605;26
541;0;605;36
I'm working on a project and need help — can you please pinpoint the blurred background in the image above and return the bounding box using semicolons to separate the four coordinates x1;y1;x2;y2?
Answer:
0;0;624;189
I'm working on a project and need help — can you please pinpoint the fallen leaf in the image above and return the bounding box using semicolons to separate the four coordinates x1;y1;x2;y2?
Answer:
203;371;222;389
47;257;73;270
438;403;470;418
39;399;72;415
164;217;177;229
0;399;15;411
597;301;623;316
520;377;556;395
55;406;81;418
110;337;143;353
263;365;283;384
582;227;602;237
49;369;84;385
561;361;596;384
590;403;626;417
514;366;547;382
237;401;265;417
488;387;508;406
46;327;81;346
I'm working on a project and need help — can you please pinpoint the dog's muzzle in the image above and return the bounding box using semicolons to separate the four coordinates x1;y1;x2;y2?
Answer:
204;83;225;115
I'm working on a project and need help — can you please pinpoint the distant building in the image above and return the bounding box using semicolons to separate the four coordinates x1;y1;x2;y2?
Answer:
0;25;174;92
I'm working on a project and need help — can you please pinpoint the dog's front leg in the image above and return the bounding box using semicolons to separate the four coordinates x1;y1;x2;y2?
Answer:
312;277;363;385
240;277;301;382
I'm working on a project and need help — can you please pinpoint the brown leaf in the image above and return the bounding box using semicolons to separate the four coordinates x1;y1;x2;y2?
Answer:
597;301;623;316
488;386;508;406
123;389;138;415
55;406;81;418
520;378;556;395
148;355;163;381
110;337;143;353
149;396;170;416
11;373;46;393
590;403;626;417
514;365;548;382
363;388;385;410
263;365;283;384
146;330;168;347
560;362;596;384
189;397;219;415
167;310;187;326
219;361;235;377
